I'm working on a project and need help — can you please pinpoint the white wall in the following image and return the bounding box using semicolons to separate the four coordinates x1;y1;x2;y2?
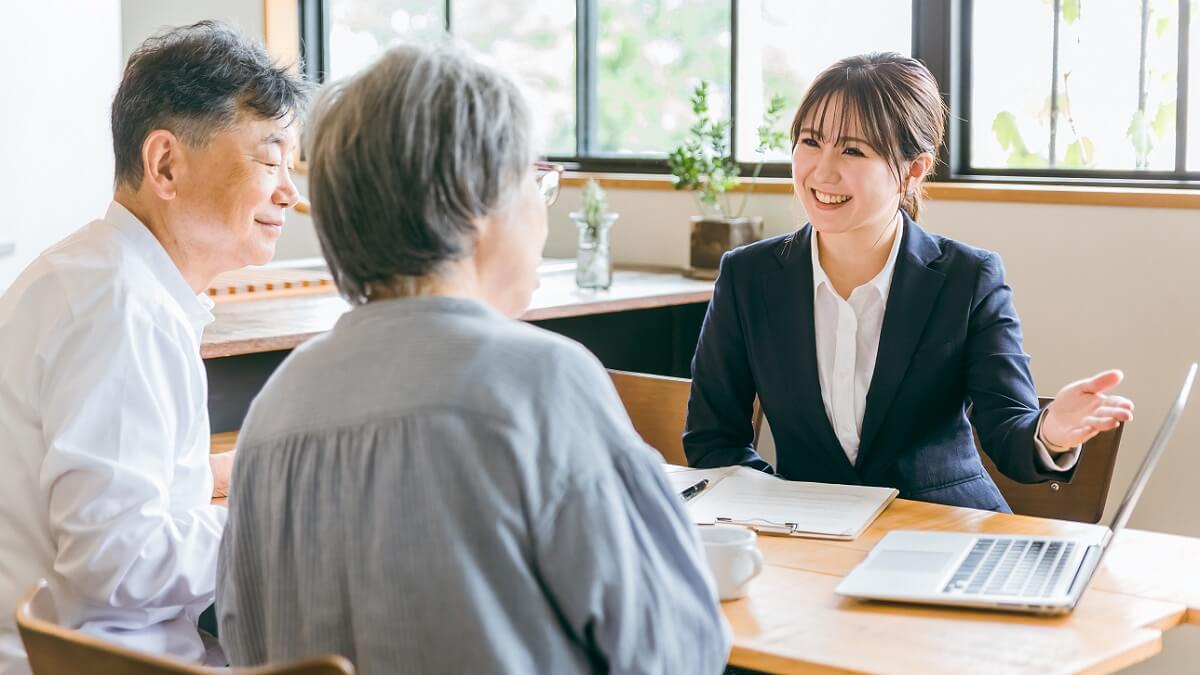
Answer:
0;0;276;289
0;1;123;288
121;0;263;59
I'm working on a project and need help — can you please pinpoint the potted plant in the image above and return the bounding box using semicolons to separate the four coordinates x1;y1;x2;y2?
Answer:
569;179;619;290
668;81;787;278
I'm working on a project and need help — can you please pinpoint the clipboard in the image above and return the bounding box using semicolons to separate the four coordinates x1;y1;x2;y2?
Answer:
665;465;897;541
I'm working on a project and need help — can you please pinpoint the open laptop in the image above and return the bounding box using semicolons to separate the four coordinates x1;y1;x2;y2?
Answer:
836;362;1197;615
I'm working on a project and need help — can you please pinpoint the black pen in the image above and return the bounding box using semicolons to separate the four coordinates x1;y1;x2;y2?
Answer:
679;478;709;501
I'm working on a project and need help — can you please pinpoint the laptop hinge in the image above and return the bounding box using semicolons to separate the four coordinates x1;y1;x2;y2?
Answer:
1065;544;1103;600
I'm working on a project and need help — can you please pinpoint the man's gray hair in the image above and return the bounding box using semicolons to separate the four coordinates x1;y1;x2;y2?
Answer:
307;43;535;305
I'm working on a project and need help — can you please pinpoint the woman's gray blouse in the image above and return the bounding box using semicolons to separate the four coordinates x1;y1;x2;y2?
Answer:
216;296;730;674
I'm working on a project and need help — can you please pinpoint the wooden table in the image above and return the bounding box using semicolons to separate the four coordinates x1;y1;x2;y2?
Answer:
201;266;714;433
209;454;1198;674
201;266;713;358
727;498;1200;674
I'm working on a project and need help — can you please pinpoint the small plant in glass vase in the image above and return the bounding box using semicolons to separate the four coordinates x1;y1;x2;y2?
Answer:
668;81;787;278
569;178;619;290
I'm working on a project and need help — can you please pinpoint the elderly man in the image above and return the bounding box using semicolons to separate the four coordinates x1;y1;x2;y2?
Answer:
0;21;308;672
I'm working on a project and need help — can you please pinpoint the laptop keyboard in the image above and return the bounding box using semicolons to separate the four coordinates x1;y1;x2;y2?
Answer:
941;538;1077;597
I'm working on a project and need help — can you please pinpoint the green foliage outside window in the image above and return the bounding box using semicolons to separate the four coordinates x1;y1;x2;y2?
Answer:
988;0;1178;170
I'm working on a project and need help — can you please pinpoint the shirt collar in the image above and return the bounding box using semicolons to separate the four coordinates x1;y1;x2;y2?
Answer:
811;213;905;305
104;201;215;333
336;295;503;330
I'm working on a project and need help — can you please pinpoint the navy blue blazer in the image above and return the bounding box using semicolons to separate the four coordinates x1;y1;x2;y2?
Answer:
683;214;1075;512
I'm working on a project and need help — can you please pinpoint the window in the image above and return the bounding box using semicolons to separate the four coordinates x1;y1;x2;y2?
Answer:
326;1;445;81
963;0;1193;181
322;0;576;154
594;0;731;156
734;0;911;163
451;1;578;155
306;0;1199;187
1189;0;1199;171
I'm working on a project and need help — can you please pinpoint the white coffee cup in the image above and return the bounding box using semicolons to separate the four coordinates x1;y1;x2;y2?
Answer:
698;525;764;601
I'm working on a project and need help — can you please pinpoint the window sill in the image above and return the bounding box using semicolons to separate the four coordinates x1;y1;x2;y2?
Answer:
561;173;1200;209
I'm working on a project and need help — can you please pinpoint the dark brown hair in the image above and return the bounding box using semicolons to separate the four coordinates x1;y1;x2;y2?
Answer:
790;52;946;219
112;21;311;188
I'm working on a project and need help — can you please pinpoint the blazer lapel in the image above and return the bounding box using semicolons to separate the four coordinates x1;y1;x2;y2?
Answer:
856;216;947;468
763;227;859;484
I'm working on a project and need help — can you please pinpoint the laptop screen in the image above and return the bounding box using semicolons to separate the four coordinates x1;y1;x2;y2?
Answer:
1103;363;1197;544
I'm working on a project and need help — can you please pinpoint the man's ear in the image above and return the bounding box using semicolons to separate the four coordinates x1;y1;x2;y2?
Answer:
141;129;183;201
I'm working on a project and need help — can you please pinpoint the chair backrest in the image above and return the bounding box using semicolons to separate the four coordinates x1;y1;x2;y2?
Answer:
15;580;355;675
609;370;693;464
973;397;1124;523
608;370;762;465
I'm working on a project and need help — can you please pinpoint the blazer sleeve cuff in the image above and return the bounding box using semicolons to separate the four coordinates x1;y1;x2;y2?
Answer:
688;446;771;472
1034;409;1081;472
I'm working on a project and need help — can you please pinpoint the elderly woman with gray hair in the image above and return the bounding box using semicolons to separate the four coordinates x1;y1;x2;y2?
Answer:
216;43;730;674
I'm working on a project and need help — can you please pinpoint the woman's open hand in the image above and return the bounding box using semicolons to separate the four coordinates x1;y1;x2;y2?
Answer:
1042;370;1134;449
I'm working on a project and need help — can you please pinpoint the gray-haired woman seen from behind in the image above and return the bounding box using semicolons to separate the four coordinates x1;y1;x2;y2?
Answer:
216;43;731;674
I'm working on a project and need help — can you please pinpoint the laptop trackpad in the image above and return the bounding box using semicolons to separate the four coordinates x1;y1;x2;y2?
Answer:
868;550;955;574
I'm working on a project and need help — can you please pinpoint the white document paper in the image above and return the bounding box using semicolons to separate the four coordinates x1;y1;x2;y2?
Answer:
664;465;739;493
664;465;897;540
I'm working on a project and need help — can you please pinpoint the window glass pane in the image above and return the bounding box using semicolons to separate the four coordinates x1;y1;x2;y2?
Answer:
971;0;1179;172
1190;0;1199;170
735;0;911;163
328;1;445;81
451;1;577;156
970;1;1054;169
595;0;732;156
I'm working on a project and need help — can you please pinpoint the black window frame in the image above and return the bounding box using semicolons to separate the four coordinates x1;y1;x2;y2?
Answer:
301;0;1199;189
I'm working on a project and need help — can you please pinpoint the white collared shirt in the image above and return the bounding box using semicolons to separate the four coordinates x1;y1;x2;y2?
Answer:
811;221;904;466
811;220;1078;470
0;202;226;674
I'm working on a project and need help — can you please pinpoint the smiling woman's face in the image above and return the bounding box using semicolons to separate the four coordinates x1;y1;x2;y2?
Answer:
791;95;904;237
168;115;301;272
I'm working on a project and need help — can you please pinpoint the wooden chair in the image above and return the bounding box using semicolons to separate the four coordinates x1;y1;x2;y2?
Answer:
15;580;355;675
973;397;1124;524
607;371;1122;523
608;369;762;465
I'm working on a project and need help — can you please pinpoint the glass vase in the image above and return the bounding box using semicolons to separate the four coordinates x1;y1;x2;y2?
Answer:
569;212;618;290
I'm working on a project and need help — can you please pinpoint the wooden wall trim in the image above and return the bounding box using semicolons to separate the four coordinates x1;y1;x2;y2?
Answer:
262;0;300;66
561;173;1200;209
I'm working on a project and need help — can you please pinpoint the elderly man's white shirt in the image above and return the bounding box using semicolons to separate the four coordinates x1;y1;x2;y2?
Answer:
0;202;226;674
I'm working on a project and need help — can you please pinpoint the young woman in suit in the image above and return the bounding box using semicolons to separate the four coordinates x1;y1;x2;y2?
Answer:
684;52;1133;511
